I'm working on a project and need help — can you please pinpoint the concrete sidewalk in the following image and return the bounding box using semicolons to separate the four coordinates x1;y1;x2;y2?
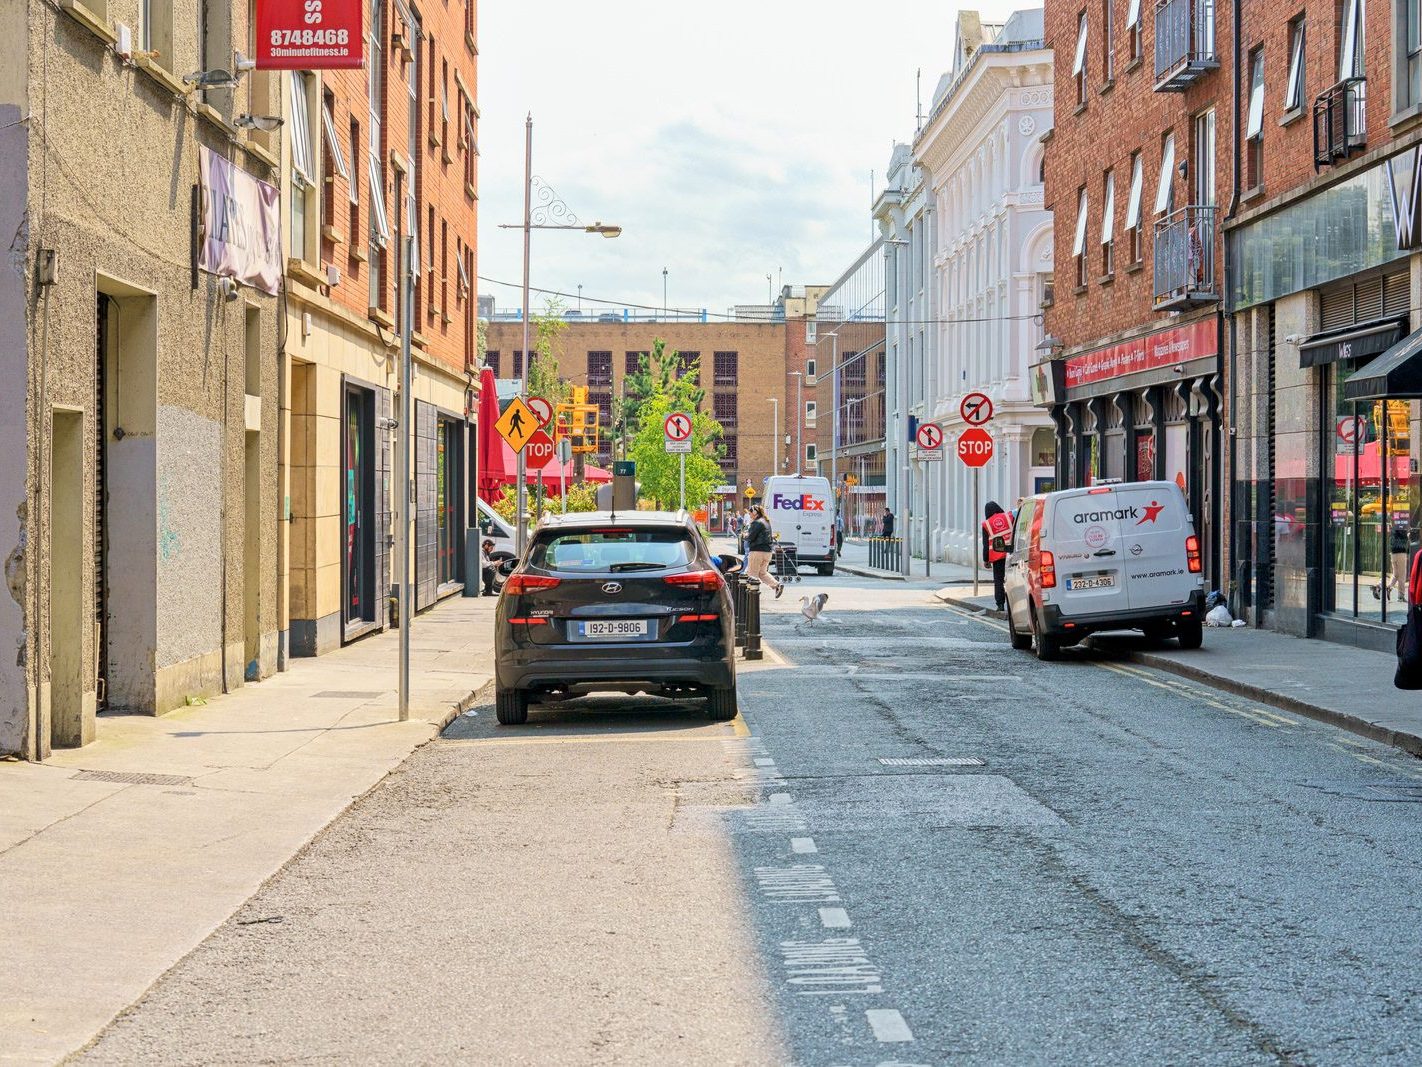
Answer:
0;595;495;1066
935;586;1422;758
835;539;976;584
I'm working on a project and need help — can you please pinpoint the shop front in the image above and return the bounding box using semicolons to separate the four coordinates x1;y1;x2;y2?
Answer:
1228;142;1422;649
1034;315;1223;583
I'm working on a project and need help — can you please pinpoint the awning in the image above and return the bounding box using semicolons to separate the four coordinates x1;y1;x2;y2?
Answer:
1344;325;1422;399
1299;315;1407;369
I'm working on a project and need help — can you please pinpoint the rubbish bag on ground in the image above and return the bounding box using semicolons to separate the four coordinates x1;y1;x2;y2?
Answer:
1205;604;1233;627
1205;590;1226;611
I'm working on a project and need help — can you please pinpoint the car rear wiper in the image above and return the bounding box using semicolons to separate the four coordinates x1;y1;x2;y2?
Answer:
608;562;666;572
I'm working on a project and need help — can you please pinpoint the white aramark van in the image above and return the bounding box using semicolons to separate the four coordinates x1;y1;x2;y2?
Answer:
1001;480;1206;659
762;475;837;575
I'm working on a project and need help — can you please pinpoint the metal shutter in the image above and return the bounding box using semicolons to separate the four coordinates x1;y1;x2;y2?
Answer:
415;401;438;611
1384;270;1410;316
1320;285;1354;330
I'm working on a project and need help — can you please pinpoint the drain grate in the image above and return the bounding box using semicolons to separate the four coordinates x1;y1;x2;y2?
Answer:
313;691;384;699
878;757;985;767
72;769;194;786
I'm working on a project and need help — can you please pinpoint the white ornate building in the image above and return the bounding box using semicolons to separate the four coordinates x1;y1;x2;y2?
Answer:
911;10;1055;566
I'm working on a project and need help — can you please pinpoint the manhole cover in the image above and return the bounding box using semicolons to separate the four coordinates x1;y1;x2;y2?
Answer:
313;691;384;699
72;770;194;786
878;757;985;767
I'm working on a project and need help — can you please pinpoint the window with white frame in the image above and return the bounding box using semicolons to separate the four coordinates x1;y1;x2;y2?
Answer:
1101;0;1115;83
806;319;817;343
1073;12;1089;106
1285;16;1306;112
1125;151;1144;263
1194;107;1217;204
1246;53;1265;187
1073;186;1089;287
806;357;817;379
1100;170;1116;278
805;401;818;427
1339;0;1364;82
321;93;348;239
806;443;818;463
1401;0;1422;109
1126;0;1143;60
1154;131;1176;216
288;71;315;263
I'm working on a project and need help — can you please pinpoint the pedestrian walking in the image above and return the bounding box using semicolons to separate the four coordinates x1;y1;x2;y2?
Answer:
834;510;845;553
981;500;1012;612
881;507;895;539
1375;521;1411;602
744;504;784;599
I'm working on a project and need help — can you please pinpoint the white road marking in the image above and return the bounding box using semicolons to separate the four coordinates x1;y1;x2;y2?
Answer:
769;792;793;805
865;1008;914;1043
818;907;852;928
755;757;776;767
791;837;818;854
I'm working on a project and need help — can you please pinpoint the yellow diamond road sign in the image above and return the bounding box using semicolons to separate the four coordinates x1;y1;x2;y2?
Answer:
496;396;539;453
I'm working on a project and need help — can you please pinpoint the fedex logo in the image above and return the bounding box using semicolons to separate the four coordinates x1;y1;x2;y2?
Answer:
772;494;826;511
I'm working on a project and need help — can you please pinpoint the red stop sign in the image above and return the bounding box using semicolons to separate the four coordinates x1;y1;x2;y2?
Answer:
524;429;556;470
957;427;994;467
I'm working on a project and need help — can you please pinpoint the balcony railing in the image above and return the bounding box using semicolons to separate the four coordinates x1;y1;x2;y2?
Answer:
1154;0;1219;91
1313;77;1367;170
1153;205;1218;311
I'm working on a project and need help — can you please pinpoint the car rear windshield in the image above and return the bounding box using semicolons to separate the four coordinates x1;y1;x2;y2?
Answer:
529;528;694;573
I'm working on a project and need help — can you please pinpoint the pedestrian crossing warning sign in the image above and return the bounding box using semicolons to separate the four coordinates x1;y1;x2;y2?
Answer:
496;396;539;453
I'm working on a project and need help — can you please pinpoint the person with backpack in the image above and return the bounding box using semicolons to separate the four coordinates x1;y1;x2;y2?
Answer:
981;500;1013;612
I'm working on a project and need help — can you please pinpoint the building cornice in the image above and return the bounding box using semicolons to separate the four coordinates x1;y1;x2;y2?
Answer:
914;56;1053;179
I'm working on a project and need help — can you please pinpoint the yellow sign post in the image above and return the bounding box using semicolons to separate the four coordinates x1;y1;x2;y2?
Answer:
496;396;539;453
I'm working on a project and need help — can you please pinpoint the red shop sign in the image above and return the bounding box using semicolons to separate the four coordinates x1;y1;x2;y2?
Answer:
1064;319;1218;390
256;0;364;70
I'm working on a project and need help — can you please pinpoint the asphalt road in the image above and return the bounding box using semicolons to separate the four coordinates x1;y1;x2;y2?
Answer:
78;573;1422;1065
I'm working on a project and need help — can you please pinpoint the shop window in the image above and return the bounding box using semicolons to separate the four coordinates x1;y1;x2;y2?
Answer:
343;384;377;629
1073;11;1089;106
1245;52;1264;189
1285;16;1306;112
1100;170;1116;279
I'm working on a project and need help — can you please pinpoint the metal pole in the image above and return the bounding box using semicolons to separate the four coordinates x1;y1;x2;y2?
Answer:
679;451;685;511
925;462;932;579
560;443;567;513
398;234;414;722
972;466;980;599
516;113;532;557
830;334;839;523
794;372;803;475
770;398;779;472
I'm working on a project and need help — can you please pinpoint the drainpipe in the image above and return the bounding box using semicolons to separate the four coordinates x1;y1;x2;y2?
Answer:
1224;0;1244;617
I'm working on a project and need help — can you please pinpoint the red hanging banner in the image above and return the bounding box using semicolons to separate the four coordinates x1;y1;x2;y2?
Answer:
256;0;364;70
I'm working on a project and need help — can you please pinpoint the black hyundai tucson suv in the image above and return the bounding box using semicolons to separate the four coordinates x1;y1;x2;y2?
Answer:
493;511;737;725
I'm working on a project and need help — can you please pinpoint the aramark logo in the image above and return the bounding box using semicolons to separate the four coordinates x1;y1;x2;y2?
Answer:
1135;500;1166;525
772;494;826;511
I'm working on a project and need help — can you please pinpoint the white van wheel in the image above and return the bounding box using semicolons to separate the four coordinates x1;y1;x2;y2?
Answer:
1030;609;1060;661
1007;606;1032;650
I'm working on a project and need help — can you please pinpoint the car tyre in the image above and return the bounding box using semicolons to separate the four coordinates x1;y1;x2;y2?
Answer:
706;686;739;721
818;563;835;577
1031;608;1060;661
1177;617;1204;650
1007;605;1032;651
495;686;529;725
1142;621;1172;645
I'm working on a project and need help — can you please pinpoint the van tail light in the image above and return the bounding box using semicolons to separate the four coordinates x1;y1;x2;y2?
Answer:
1185;535;1202;574
1040;550;1057;589
664;570;723;592
506;574;561;594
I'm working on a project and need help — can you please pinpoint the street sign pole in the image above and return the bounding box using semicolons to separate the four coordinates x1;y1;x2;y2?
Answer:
560;438;568;512
516;114;532;558
398;235;414;722
679;452;686;511
972;467;980;599
925;465;931;580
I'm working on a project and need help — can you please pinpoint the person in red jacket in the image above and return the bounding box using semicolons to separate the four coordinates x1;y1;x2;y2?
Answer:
981;500;1013;612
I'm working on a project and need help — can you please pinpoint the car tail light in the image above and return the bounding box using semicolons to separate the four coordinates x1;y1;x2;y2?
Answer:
1185;534;1202;574
664;570;723;592
505;574;561;594
677;613;720;623
506;617;549;626
1040;550;1057;589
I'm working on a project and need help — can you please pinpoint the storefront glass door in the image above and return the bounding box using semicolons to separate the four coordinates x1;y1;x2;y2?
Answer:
344;386;375;629
436;418;462;586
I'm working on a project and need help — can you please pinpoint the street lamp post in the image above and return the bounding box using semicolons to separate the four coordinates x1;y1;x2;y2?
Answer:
790;371;803;475
498;114;620;555
768;397;779;472
662;267;668;322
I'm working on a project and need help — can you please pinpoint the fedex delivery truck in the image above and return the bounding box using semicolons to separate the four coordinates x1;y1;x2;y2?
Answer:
762;475;837;576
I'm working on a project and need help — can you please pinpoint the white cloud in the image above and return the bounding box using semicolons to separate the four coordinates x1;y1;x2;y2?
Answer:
477;0;1024;317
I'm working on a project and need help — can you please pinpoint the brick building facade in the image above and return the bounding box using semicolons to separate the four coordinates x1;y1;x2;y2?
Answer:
484;320;789;523
282;0;479;657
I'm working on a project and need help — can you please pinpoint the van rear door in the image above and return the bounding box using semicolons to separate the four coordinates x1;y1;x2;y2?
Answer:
1048;488;1132;618
1111;482;1197;611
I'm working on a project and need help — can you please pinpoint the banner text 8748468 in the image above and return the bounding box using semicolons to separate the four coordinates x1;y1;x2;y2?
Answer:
256;0;364;69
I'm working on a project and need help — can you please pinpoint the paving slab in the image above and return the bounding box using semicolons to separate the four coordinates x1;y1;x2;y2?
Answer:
0;594;495;1067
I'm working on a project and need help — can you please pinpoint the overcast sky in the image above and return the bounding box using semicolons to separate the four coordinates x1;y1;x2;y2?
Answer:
476;1;1021;320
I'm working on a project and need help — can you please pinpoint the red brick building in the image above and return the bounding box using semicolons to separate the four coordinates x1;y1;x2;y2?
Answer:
1042;0;1232;580
281;0;479;656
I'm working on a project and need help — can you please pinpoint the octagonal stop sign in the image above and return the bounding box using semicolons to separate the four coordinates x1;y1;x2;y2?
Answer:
957;427;994;468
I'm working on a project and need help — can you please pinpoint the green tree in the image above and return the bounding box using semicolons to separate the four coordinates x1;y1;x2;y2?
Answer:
526;298;569;406
628;346;722;510
614;340;706;458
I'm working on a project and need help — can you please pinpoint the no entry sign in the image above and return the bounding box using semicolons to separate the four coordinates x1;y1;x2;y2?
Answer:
524;429;556;471
957;427;994;467
526;396;553;428
664;411;692;454
915;423;944;450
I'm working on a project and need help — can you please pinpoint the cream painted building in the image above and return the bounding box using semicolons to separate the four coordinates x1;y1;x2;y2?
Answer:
1;0;284;758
